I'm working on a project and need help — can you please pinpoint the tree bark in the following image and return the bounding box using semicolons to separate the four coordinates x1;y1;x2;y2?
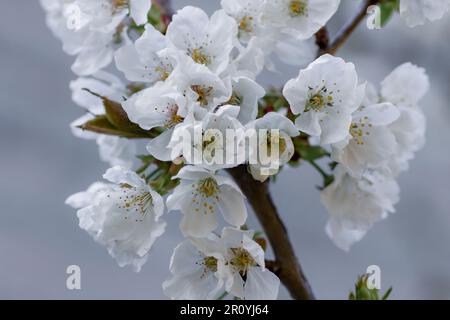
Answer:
228;166;315;300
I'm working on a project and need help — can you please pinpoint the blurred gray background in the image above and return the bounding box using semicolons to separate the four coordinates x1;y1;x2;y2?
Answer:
0;0;449;299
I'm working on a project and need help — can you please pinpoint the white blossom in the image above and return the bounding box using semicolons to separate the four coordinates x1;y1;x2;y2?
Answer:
171;57;232;112
388;106;426;174
164;228;279;300
229;76;266;125
40;0;152;75
166;6;238;75
381;63;429;174
283;54;365;145
221;0;318;74
400;0;450;27
262;0;341;40
331;103;401;178
163;235;227;300
166;166;247;238
121;81;191;161
321;166;399;251
66;166;166;271
220;228;280;300
115;24;174;84
248;112;298;182
169;105;245;170
221;0;265;43
381;63;430;108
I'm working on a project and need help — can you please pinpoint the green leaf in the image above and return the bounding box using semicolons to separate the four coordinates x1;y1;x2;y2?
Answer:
102;97;142;133
379;0;400;27
79;89;159;139
78;116;153;139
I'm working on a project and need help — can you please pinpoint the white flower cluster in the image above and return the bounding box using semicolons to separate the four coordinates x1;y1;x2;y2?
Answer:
42;0;432;299
284;58;429;251
399;0;450;27
41;0;152;75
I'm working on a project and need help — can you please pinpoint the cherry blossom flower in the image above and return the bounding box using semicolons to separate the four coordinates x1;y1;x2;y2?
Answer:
66;166;166;271
166;6;238;75
169;105;245;170
163;235;227;300
400;0;450;27
221;0;318;74
247;112;299;182
321;166;399;251
41;0;152;75
283;54;365;145
381;63;430;108
220;228;280;300
163;228;279;300
166;166;247;238
262;0;341;40
115;24;174;84
331;103;401;178
171;57;232;112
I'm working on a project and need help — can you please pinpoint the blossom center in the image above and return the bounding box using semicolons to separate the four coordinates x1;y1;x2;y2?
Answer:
229;248;256;276
267;131;287;155
239;16;254;34
350;116;372;145
289;0;308;17
197;178;219;198
154;66;170;81
227;92;243;106
117;184;153;218
191;48;212;65
191;85;214;106
305;87;334;112
112;0;129;12
203;256;218;272
165;104;184;128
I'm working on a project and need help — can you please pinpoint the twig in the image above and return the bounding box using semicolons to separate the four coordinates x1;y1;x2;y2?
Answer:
228;166;315;300
315;27;330;54
325;0;379;55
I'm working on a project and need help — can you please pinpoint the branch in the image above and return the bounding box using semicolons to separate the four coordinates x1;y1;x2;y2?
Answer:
325;0;379;55
315;27;330;54
228;166;315;300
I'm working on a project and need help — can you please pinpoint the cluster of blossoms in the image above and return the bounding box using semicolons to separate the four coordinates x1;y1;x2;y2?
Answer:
399;0;450;27
42;0;444;299
284;58;429;251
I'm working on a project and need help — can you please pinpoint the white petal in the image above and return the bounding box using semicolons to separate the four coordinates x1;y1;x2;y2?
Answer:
129;0;152;26
217;186;247;227
103;166;146;188
146;128;174;161
244;266;280;300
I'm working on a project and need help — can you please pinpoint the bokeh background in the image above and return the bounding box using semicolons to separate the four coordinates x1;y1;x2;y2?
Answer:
1;0;449;299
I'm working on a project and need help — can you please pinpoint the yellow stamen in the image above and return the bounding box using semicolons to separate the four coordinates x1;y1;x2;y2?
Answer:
191;48;211;65
191;85;214;107
289;0;308;17
230;248;256;276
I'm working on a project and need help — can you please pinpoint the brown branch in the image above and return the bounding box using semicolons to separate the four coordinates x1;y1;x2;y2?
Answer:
158;0;315;300
325;0;379;55
228;166;315;300
315;27;330;54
